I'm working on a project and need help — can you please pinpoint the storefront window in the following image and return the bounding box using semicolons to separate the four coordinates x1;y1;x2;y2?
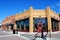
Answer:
33;18;48;32
16;18;29;32
51;18;59;31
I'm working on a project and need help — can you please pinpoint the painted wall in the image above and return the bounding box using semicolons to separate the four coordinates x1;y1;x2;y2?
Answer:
33;10;47;18
15;10;29;20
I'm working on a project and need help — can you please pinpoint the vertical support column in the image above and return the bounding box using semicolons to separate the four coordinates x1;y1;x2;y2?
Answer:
58;17;60;31
46;7;52;32
29;6;33;33
14;23;17;30
58;22;60;31
13;18;17;30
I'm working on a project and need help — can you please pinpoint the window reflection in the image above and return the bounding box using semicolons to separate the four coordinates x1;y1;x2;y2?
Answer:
33;18;48;32
16;18;29;32
51;18;59;31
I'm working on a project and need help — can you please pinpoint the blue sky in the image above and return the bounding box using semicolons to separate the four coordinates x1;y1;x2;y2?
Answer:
0;0;60;23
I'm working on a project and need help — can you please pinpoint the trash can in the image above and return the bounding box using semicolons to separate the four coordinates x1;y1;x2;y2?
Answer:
13;30;15;34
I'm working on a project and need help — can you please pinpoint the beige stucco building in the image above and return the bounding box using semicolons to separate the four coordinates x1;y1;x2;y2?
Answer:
1;6;60;33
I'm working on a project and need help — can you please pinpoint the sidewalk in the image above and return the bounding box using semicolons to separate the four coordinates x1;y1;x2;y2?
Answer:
18;31;60;40
3;30;60;40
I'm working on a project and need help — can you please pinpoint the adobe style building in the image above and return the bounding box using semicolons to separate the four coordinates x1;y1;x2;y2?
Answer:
1;6;60;32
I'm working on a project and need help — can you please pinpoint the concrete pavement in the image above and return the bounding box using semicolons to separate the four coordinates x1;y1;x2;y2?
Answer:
0;30;60;40
19;31;60;40
0;30;29;40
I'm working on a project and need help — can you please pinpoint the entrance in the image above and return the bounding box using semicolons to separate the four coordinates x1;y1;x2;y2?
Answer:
51;18;59;31
33;18;48;32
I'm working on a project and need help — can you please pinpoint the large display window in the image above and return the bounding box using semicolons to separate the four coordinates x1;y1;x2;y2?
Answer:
51;18;59;31
33;18;48;32
16;18;29;32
